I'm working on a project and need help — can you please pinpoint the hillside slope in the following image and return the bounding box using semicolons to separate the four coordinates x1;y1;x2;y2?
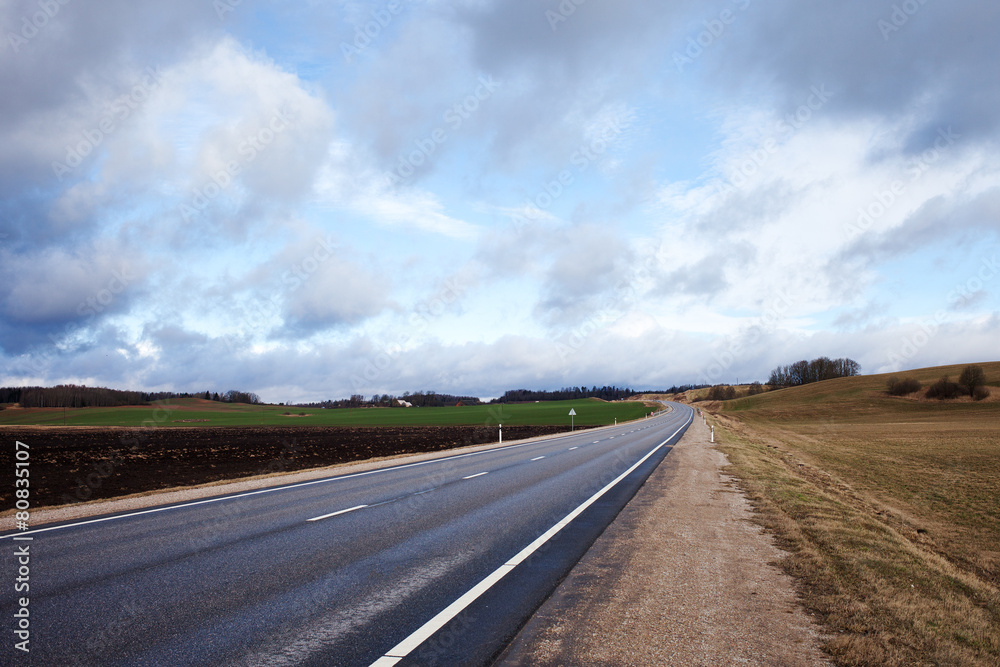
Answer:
703;362;1000;665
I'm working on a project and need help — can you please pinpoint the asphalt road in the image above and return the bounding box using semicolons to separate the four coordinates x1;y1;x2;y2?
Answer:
1;403;693;666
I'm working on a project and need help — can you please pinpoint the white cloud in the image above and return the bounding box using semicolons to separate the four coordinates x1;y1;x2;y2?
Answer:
2;1;997;399
649;112;1000;332
314;143;481;239
0;242;146;326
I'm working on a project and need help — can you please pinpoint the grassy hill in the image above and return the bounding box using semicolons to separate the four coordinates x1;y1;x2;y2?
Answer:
0;397;655;428
726;360;1000;414
702;361;1000;665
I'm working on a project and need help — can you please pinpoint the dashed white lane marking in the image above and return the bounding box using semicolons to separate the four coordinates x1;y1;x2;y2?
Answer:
462;472;489;480
2;420;615;540
369;411;693;666
5;409;688;541
568;447;578;451
307;505;368;522
530;456;546;461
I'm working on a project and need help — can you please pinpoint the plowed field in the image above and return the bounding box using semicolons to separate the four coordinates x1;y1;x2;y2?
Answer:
2;424;582;508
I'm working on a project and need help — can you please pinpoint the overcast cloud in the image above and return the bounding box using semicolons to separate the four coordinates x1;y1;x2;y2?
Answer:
1;0;997;402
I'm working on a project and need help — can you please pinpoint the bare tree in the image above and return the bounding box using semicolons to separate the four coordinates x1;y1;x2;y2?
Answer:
958;365;987;399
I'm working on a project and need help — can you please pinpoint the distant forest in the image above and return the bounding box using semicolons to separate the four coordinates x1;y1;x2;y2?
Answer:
491;386;635;403
0;385;261;408
767;357;861;387
0;385;190;408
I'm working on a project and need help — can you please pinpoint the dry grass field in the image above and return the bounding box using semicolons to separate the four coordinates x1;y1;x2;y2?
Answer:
687;362;1000;666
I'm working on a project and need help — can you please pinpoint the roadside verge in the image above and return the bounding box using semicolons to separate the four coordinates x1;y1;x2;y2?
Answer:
496;413;830;665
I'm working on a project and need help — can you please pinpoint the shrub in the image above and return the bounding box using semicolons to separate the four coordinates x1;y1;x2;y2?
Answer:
886;377;922;396
746;381;766;396
972;385;991;401
707;385;737;401
925;376;962;400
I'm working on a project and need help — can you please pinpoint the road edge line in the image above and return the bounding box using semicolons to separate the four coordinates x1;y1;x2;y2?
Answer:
1;411;683;540
370;408;693;665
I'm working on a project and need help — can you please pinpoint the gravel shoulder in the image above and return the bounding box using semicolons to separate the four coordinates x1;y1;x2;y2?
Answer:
497;415;831;666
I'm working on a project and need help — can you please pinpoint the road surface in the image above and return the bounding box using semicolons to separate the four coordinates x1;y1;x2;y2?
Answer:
2;403;692;666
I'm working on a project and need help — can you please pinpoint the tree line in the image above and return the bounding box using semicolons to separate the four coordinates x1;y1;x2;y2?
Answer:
295;391;482;409
664;383;710;394
0;384;635;409
399;391;482;407
491;386;635;403
767;357;861;387
200;390;263;405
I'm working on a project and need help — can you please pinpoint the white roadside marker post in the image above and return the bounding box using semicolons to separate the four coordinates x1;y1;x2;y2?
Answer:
499;424;502;444
710;425;714;443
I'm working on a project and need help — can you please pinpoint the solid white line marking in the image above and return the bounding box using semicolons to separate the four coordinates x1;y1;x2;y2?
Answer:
1;421;623;540
3;407;692;541
462;472;489;480
370;411;693;666
307;505;368;522
530;456;545;461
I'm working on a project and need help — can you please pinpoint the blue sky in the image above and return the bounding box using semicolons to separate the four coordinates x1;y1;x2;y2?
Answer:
1;0;998;403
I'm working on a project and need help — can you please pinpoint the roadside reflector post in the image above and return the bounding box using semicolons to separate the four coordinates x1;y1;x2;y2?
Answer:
710;425;714;443
499;424;502;444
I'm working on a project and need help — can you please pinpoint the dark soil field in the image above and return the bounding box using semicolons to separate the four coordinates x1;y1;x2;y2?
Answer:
2;424;584;509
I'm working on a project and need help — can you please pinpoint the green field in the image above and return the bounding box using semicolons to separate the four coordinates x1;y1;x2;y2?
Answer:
0;397;656;428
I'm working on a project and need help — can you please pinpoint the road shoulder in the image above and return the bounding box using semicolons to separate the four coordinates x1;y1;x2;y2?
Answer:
497;414;831;666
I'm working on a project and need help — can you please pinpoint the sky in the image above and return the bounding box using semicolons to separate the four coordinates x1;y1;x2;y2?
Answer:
1;0;998;403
